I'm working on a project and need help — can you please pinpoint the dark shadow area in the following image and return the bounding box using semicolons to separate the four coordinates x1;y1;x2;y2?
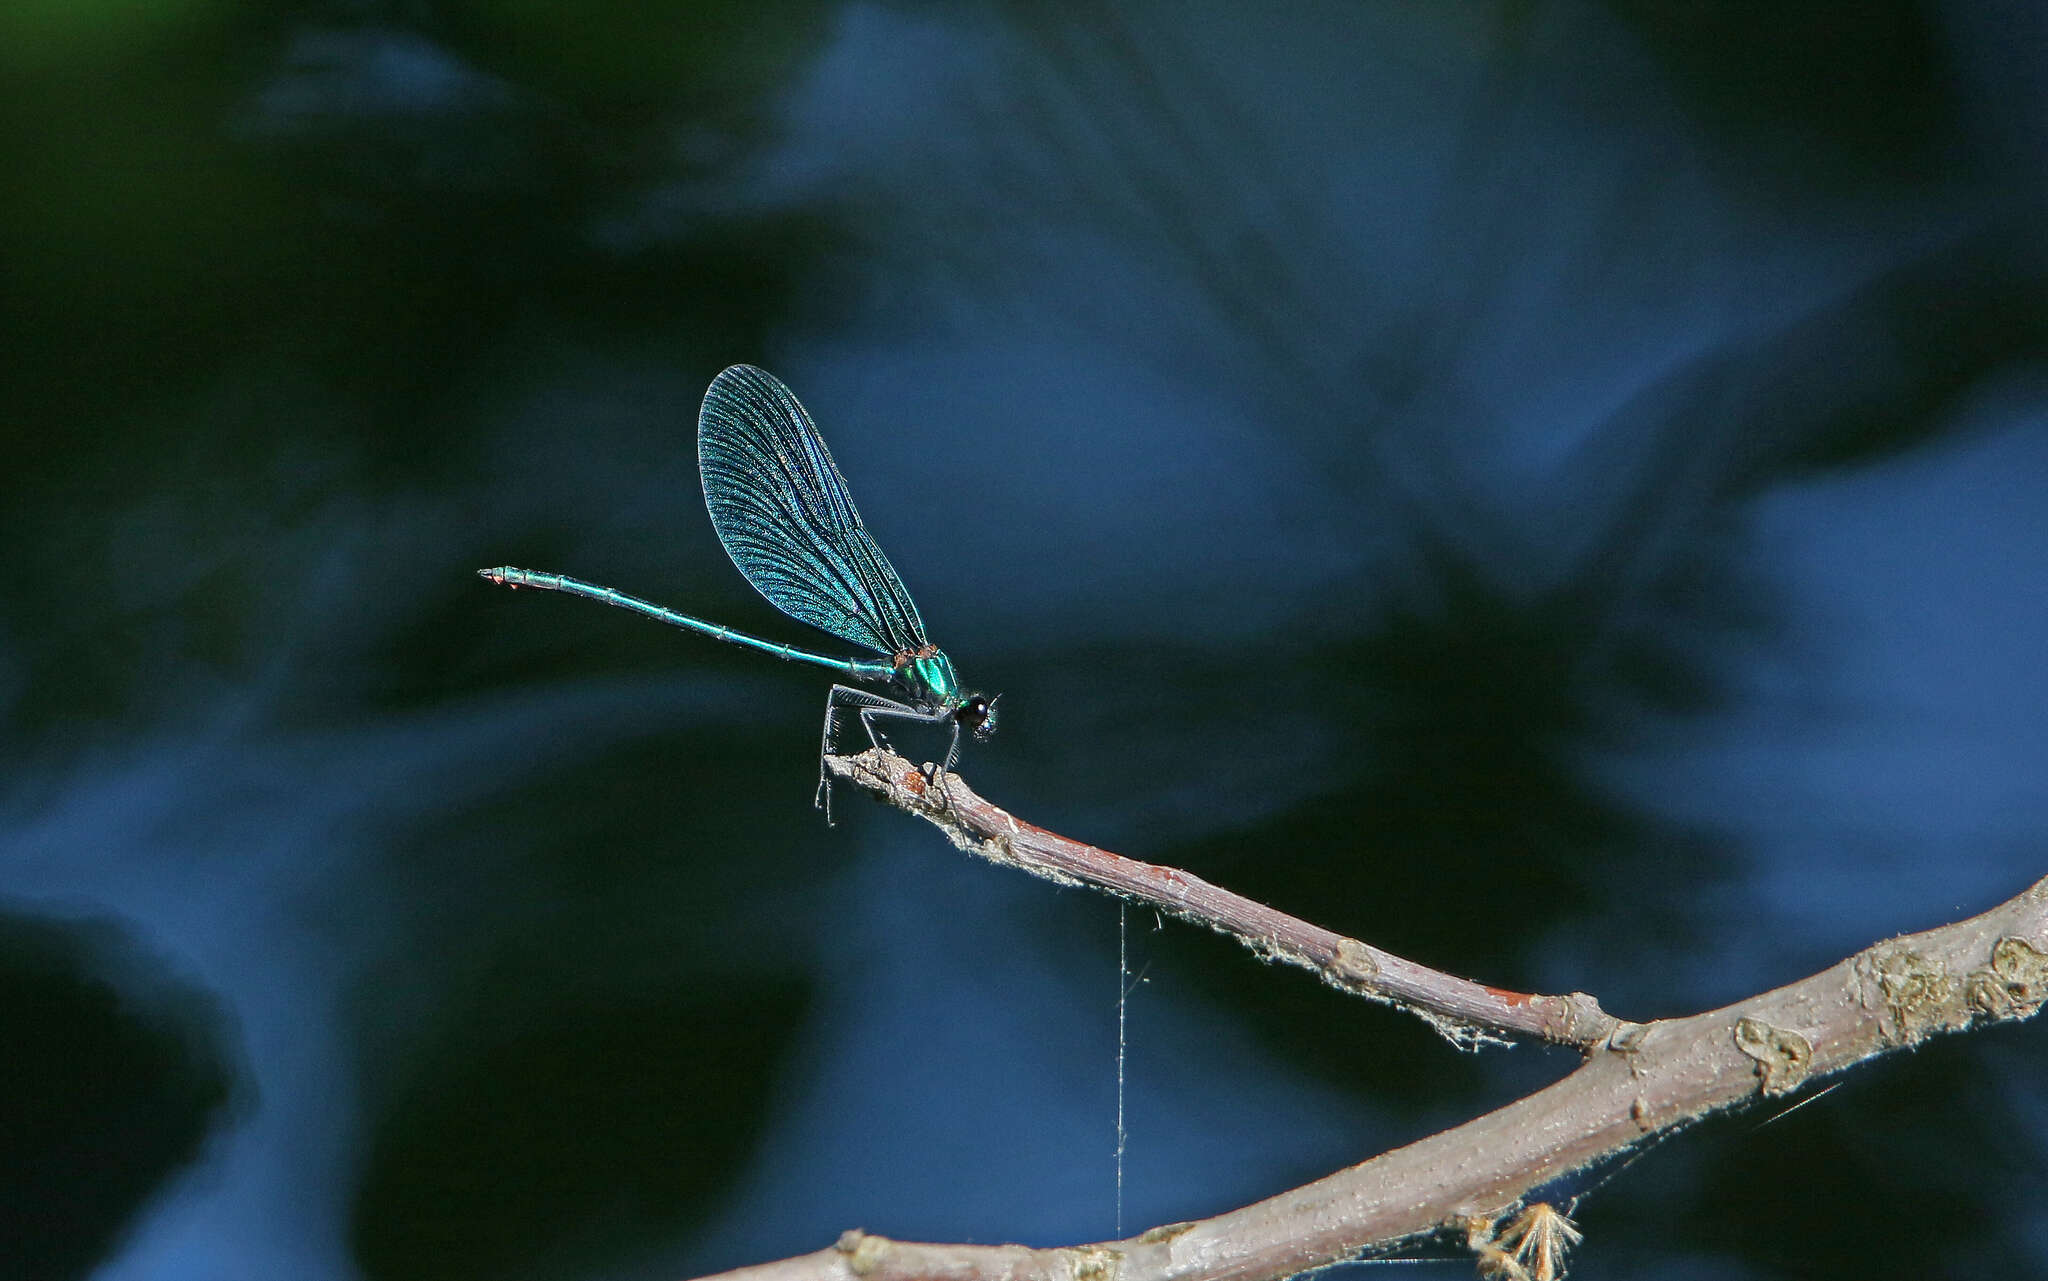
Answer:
1610;0;1954;186
349;976;811;1281
0;912;244;1281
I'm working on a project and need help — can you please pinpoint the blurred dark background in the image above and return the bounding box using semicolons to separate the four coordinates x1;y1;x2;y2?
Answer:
3;3;2046;1279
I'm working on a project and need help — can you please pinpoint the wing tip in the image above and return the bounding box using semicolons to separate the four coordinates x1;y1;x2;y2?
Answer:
701;363;795;428
706;362;779;396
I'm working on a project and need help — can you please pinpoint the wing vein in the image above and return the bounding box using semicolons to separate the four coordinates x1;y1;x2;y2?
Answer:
698;365;930;656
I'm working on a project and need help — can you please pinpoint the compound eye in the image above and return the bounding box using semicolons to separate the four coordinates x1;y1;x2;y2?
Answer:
956;696;991;732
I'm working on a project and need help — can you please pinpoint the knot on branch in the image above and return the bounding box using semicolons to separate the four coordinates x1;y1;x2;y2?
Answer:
1068;1246;1123;1281
1733;1016;1812;1097
1330;937;1381;987
1543;991;1618;1046
835;1230;893;1276
1864;945;1956;1044
1965;935;2048;1020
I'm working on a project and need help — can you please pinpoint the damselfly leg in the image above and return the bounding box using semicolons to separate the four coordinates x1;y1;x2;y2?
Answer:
817;685;961;822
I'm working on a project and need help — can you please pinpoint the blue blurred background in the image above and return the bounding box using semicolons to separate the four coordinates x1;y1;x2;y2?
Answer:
4;3;2046;1279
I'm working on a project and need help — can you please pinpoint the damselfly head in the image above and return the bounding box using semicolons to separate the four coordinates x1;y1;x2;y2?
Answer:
957;693;998;739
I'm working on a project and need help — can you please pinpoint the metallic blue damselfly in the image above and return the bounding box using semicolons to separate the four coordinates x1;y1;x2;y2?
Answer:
481;365;997;820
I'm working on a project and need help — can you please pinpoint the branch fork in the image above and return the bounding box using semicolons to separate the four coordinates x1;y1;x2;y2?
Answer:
688;751;2048;1281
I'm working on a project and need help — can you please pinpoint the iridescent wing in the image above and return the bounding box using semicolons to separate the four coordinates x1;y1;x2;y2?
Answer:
697;365;929;656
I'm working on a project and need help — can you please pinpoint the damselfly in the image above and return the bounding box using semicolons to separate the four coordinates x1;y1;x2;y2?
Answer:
481;365;997;819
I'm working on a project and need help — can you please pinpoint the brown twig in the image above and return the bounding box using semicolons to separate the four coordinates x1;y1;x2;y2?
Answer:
694;863;2048;1281
826;749;1618;1048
